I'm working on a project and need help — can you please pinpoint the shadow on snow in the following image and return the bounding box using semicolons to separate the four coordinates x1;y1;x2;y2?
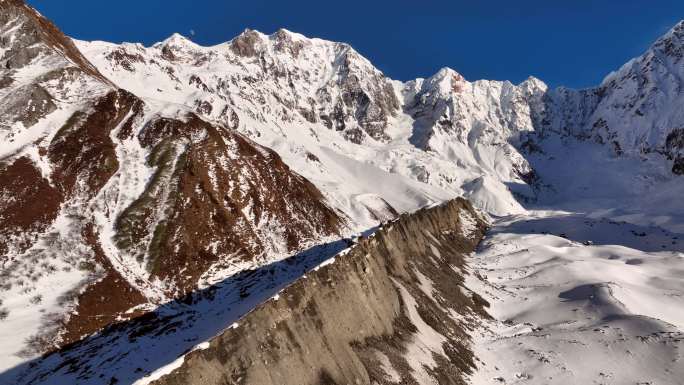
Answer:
0;229;375;385
491;212;684;253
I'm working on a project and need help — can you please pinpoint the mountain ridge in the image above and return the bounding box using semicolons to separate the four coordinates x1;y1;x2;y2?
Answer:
74;18;684;222
2;1;684;383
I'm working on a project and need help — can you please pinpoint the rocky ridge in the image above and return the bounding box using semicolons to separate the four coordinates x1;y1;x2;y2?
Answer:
2;199;486;385
147;198;487;385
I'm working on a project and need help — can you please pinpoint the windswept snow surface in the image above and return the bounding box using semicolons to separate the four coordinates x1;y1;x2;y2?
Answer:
466;139;684;384
468;212;684;385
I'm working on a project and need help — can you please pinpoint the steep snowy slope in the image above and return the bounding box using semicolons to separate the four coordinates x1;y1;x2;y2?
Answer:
0;0;118;368
588;20;684;168
0;0;345;372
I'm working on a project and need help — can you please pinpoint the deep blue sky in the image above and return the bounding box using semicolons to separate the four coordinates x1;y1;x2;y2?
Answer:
28;0;683;88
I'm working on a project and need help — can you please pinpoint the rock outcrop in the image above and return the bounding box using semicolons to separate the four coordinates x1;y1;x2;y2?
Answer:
149;198;488;385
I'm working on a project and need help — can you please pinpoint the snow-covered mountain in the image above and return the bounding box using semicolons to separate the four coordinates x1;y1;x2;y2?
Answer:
0;0;344;371
1;0;684;383
593;21;684;167
75;20;684;220
76;28;539;219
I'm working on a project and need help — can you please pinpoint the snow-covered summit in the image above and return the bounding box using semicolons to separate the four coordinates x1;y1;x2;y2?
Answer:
582;19;684;167
154;32;199;51
422;67;466;94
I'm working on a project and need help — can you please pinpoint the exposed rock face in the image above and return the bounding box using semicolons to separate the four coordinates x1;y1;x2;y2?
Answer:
0;157;63;257
149;198;488;385
0;0;103;77
0;0;111;132
0;1;123;356
403;69;544;187
0;85;344;354
230;29;264;57
116;114;343;295
48;90;140;198
0;89;150;356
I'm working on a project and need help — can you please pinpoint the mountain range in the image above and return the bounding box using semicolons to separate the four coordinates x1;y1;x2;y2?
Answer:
1;1;683;384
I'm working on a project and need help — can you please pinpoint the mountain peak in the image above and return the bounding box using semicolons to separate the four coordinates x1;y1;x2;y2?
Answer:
657;19;684;42
271;28;310;44
671;19;684;33
157;32;195;48
519;75;548;92
235;28;268;40
422;67;466;95
166;32;189;42
432;67;462;79
229;28;267;56
0;0;108;80
648;19;684;58
273;28;295;38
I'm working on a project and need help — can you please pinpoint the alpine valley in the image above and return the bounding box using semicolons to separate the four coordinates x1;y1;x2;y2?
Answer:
0;1;683;384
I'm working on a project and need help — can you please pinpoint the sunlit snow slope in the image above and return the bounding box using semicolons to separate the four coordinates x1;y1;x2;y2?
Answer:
468;211;684;385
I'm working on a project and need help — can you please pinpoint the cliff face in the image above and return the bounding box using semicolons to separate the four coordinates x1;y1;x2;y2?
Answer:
149;198;488;385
